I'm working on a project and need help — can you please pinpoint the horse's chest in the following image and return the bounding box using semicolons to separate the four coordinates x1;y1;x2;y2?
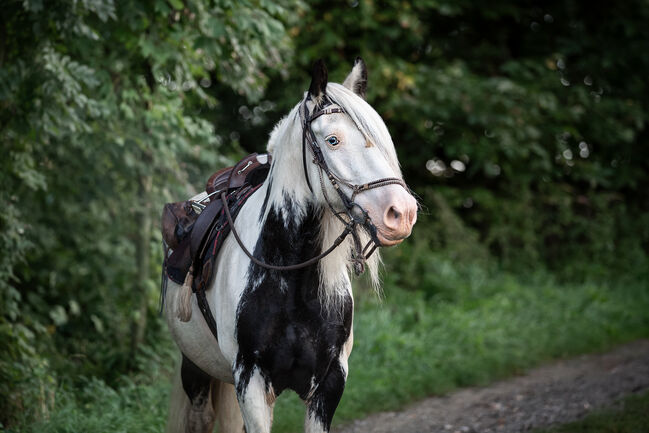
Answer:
235;278;352;398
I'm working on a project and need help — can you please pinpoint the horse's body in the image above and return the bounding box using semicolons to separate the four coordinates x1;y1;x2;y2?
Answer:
164;59;417;433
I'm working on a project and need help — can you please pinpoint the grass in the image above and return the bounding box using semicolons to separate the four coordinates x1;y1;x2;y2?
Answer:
10;347;175;433
11;259;649;433
271;267;649;432
534;391;649;433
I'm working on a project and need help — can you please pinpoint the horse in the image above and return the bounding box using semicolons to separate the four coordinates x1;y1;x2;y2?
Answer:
163;58;418;433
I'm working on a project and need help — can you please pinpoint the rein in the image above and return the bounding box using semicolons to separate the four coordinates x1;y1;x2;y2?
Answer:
223;95;407;274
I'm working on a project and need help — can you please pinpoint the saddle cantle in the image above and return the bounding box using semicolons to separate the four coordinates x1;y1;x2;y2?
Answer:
161;153;272;334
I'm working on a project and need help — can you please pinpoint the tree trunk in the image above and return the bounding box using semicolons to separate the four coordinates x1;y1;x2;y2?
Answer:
129;174;152;367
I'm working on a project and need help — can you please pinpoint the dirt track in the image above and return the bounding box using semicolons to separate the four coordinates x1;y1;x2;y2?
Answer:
335;340;649;433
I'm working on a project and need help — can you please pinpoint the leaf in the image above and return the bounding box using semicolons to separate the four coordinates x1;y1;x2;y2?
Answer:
168;0;183;10
90;315;104;334
49;306;69;326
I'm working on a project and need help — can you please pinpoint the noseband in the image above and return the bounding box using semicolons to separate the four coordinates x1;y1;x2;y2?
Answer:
222;94;408;275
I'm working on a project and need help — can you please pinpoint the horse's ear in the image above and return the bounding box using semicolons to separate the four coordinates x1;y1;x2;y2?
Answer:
308;59;328;102
342;57;368;99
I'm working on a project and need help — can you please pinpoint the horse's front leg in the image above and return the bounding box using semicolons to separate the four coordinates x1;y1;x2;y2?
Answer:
304;360;347;433
233;362;275;433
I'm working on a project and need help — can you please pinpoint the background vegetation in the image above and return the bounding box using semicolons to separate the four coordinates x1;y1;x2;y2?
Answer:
535;391;649;433
1;0;648;431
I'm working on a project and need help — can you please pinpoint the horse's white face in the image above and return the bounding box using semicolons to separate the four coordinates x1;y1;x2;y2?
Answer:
305;61;417;246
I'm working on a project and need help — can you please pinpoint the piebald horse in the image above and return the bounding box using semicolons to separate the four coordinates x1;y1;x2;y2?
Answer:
164;58;417;433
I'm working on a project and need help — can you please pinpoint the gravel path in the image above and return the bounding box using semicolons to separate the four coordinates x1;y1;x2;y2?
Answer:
335;340;649;433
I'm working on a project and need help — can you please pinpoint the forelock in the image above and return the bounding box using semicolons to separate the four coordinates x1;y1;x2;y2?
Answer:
325;83;402;177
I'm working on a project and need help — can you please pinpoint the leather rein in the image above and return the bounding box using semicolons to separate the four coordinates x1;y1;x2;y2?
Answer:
221;95;407;275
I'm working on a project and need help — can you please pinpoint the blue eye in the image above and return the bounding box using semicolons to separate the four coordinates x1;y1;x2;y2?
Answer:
326;136;340;147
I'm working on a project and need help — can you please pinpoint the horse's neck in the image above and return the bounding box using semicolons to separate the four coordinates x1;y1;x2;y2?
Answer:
263;135;311;214
254;109;352;308
259;116;321;259
259;193;321;265
257;169;352;310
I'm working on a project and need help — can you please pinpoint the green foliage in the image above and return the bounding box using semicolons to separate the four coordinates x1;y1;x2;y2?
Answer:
535;391;649;433
0;0;300;426
2;0;649;430
14;336;177;433
224;0;649;276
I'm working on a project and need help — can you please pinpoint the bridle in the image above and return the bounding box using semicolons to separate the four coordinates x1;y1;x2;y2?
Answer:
222;93;408;275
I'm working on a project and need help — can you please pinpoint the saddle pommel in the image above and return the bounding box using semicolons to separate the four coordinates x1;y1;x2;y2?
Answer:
205;153;272;200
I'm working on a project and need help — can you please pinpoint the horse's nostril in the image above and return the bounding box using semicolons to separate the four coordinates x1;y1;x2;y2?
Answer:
386;206;402;227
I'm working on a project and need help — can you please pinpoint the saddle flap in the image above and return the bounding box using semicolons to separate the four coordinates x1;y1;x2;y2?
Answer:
190;198;224;260
165;238;192;283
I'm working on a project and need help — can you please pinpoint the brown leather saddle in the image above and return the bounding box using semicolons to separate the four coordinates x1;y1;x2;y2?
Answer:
161;153;270;252
160;153;272;336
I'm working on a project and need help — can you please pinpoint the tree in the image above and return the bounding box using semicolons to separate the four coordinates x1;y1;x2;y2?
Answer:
0;0;300;424
226;0;649;273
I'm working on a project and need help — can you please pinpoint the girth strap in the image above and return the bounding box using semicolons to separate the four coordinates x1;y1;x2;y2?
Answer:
195;287;218;340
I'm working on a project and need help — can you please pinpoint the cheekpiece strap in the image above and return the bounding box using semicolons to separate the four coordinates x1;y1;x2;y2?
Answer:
298;94;412;274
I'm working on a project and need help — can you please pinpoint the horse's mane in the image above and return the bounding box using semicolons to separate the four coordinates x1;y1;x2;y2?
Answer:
264;83;404;309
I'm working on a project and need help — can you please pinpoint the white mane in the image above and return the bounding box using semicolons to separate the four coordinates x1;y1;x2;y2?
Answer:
263;83;404;309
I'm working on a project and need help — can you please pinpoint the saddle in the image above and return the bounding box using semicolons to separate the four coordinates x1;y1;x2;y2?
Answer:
161;153;272;334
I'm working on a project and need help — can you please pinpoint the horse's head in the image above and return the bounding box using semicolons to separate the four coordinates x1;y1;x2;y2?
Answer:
302;58;418;247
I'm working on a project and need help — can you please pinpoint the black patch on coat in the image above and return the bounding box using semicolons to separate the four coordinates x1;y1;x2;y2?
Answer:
307;362;347;431
181;353;212;407
234;195;352;425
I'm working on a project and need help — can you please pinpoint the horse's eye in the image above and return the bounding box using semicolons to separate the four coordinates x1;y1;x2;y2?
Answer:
326;136;340;147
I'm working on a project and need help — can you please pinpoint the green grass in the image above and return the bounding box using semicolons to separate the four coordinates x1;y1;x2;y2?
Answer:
534;391;649;433
271;266;649;432
12;264;649;433
10;347;175;433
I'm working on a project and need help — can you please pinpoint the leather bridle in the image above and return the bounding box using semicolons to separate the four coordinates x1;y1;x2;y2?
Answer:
222;94;409;275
